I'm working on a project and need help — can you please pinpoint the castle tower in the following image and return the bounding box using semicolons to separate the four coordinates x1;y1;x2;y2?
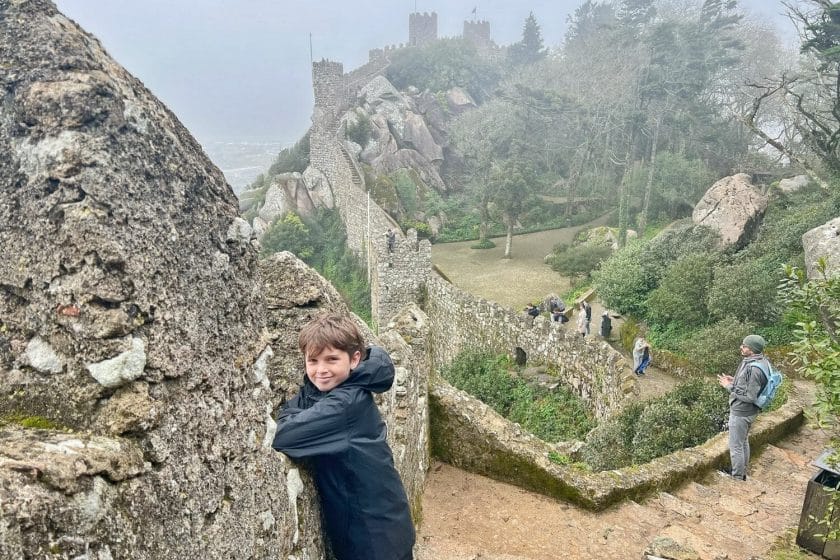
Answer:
463;19;492;53
409;12;437;47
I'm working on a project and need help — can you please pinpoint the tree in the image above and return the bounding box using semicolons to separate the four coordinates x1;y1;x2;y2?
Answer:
782;259;840;464
740;1;840;186
489;156;536;258
507;12;547;66
451;99;523;246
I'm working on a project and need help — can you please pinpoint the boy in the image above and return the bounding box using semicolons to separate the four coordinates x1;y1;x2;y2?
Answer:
272;313;415;560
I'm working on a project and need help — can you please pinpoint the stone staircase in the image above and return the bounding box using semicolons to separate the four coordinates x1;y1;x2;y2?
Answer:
416;421;830;560
338;142;363;186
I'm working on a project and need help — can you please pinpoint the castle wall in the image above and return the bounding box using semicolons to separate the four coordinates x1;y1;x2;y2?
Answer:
425;275;634;419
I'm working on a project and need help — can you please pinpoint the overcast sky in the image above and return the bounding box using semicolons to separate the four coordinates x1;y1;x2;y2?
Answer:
54;0;795;148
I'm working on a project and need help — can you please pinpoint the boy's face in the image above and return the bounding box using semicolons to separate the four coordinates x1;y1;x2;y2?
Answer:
305;345;362;392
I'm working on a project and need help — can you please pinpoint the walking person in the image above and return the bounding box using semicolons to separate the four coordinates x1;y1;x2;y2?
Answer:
385;228;396;253
599;311;612;339
576;306;588;338
717;334;770;481
632;336;651;375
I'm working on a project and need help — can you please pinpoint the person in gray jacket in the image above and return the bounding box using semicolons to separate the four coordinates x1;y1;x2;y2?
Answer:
717;334;770;480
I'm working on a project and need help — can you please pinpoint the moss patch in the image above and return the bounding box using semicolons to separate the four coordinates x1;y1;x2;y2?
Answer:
0;412;64;430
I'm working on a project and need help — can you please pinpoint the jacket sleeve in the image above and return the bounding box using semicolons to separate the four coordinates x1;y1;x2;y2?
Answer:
272;391;353;459
731;364;765;405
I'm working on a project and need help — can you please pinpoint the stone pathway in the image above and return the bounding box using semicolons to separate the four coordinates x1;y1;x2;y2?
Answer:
415;417;830;560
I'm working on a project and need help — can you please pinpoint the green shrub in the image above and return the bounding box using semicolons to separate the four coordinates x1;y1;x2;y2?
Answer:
441;350;519;414
260;212;314;259
579;402;644;470
592;241;651;316
677;316;754;374
260;208;371;324
619;317;642;353
646;252;717;328
266;132;310;176
744;189;840;262
441;350;594;442
385;38;500;102
581;379;728;471
547;241;613;279
707;256;785;325
346;112;373;147
471;239;496;249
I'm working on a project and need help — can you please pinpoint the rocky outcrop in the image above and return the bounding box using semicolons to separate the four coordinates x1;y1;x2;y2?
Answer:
778;174;810;194
802;216;840;279
692;173;768;249
0;1;301;558
0;3;428;558
351;75;448;192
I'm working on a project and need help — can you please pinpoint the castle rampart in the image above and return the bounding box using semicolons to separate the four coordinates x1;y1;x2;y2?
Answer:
425;275;633;419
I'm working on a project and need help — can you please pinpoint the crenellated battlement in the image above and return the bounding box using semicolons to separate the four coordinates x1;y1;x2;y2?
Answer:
409;11;438;47
463;19;492;52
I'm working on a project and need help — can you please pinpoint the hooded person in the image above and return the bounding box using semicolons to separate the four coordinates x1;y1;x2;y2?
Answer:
273;314;415;560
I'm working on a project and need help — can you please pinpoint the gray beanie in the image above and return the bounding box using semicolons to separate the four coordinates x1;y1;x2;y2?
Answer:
742;334;766;354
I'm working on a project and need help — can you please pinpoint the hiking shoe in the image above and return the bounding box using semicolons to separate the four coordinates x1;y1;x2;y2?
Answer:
717;468;746;481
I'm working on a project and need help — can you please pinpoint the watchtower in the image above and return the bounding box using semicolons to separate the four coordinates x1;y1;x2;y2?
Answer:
409;12;437;47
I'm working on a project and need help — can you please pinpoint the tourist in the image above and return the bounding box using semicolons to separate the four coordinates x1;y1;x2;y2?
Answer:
599;311;612;339
551;308;568;323
272;313;415;559
548;296;565;313
386;228;396;253
576;306;588;337
525;303;540;318
632;337;651;375
717;334;771;481
578;301;591;336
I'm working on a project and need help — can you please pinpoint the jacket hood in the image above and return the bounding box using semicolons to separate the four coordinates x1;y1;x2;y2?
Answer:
301;345;395;395
343;346;395;393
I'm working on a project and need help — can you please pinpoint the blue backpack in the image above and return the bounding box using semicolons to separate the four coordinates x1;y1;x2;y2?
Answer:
752;361;783;411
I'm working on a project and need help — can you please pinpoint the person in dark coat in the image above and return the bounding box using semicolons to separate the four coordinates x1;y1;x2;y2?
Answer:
599;311;612;338
272;313;415;560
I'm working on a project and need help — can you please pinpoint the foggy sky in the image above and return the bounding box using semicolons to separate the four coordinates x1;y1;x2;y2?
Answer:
54;0;794;148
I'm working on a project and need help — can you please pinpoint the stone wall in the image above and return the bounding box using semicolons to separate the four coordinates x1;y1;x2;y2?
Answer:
374;229;433;328
430;375;807;510
425;275;634;419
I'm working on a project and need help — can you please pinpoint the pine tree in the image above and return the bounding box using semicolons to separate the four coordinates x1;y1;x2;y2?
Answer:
508;12;547;66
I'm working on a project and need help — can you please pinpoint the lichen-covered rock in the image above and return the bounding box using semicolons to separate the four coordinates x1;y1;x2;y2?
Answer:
802;216;840;279
0;2;318;557
692;174;768;249
644;536;701;560
778;174;810;194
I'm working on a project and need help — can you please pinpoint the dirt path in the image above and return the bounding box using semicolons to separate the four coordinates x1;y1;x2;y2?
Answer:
416;417;830;560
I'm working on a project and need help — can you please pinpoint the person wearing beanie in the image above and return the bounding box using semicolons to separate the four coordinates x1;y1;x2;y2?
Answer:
717;334;771;480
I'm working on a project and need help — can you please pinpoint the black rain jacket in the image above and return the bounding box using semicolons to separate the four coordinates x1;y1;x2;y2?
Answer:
272;346;415;560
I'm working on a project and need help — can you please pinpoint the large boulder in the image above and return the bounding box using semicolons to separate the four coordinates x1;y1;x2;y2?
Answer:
0;2;312;557
692;174;768;249
802;216;840;279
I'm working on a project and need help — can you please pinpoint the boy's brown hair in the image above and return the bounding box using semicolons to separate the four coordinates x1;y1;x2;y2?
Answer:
298;312;366;358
